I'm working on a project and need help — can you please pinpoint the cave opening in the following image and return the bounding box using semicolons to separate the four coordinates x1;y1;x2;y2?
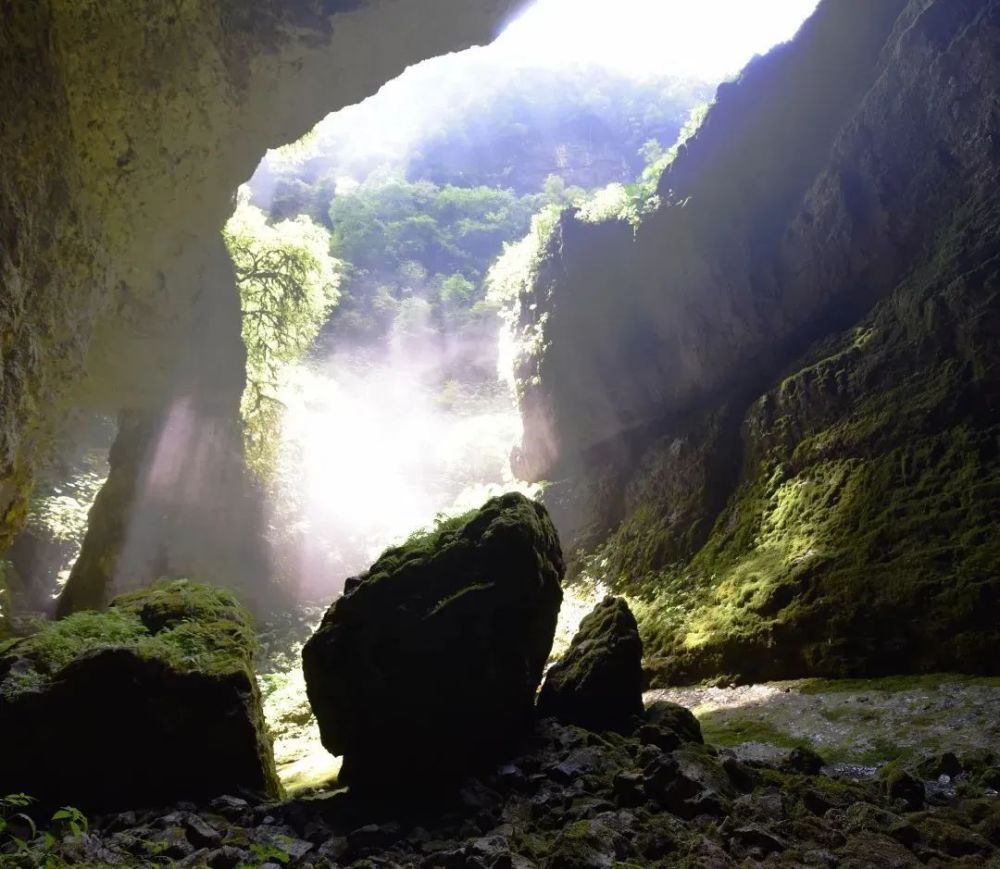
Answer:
3;0;821;795
16;2;1000;861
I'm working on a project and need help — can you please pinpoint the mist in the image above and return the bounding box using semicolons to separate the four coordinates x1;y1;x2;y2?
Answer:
266;330;533;600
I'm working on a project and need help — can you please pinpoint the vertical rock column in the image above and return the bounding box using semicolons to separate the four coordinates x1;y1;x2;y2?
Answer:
57;240;270;615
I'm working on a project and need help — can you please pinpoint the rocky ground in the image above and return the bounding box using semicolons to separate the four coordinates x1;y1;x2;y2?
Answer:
3;705;999;867
654;675;1000;770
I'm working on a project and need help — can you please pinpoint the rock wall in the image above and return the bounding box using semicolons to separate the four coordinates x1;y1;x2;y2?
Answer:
514;0;1000;680
0;0;525;620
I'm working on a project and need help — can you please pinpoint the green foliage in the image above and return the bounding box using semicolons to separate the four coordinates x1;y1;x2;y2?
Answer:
224;190;341;477
323;173;579;346
0;793;38;854
50;806;87;839
579;102;710;227
0;795;87;864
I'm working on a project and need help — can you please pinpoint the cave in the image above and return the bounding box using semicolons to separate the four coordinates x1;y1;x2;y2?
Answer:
2;0;1000;865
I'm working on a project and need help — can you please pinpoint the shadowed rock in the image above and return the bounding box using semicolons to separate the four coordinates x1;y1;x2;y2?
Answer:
302;492;564;791
0;580;279;810
538;596;644;733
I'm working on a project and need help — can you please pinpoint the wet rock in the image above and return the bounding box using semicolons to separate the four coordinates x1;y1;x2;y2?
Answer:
537;596;643;733
879;763;925;811
782;745;826;775
720;754;756;793
916;750;962;780
545;817;622;868
612;771;645;807
314;836;349;861
211;795;250;819
731;823;786;854
915;816;993;858
644;700;703;744
302;493;564;791
0;580;280;810
348;822;402;853
181;813;222;847
205;845;252;869
642;751;730;820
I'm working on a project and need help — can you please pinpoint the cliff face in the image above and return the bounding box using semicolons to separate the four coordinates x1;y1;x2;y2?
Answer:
513;0;1000;681
0;0;524;618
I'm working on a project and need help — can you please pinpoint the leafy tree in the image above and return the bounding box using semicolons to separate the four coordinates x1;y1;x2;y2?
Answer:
224;191;341;476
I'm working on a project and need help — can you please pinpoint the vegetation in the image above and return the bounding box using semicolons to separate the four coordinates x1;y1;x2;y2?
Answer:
323;174;582;344
260;62;710;209
245;66;710;391
223;191;341;477
0;794;88;867
0;580;258;699
595;203;1000;684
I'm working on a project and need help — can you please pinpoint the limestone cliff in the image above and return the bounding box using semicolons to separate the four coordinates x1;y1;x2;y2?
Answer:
0;0;524;620
513;0;1000;681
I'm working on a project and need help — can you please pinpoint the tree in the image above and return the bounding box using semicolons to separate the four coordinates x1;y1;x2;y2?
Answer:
223;190;341;476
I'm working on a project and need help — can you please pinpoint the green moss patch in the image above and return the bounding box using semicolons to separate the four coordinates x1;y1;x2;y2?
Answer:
1;580;257;699
0;579;279;809
600;200;1000;683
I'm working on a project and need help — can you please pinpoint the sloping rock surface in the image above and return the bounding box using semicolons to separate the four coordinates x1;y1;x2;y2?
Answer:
512;0;1000;682
302;493;564;791
538;596;644;732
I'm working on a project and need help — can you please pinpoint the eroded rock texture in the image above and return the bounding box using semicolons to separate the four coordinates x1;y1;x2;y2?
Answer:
0;0;525;620
0;580;278;810
538;596;644;733
302;493;564;791
513;0;1000;680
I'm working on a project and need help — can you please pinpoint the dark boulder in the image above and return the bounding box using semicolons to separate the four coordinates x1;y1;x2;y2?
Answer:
302;492;564;791
0;580;280;810
538;596;644;733
643;699;704;746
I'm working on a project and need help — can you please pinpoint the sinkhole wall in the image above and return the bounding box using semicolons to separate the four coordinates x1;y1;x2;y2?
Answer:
512;0;1000;682
0;0;526;620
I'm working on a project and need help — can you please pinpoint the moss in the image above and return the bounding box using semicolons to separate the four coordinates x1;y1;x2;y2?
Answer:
602;201;1000;683
698;712;810;751
0;579;281;807
1;579;258;700
799;673;1000;695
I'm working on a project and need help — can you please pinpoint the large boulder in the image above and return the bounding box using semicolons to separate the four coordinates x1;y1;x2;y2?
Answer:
0;580;280;810
538;596;644;732
302;492;564;790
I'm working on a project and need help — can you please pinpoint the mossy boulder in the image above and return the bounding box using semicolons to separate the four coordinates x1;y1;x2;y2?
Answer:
302;493;564;791
0;580;279;810
644;700;704;745
538;596;644;733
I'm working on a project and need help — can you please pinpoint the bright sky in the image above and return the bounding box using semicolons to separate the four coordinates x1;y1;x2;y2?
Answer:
494;0;821;80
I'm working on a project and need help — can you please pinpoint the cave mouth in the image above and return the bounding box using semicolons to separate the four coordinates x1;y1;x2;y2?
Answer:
232;0;822;791
4;0;822;796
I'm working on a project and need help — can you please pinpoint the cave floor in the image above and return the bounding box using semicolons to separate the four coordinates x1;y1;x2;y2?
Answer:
259;601;1000;796
651;675;1000;775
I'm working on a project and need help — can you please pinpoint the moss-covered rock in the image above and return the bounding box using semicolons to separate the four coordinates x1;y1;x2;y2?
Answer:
302;493;564;791
509;0;1000;685
0;579;279;810
538;596;643;733
879;761;925;811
